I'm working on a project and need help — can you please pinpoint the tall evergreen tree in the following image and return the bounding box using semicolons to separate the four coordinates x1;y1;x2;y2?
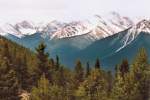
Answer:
35;42;50;80
130;48;150;100
55;55;60;70
85;61;90;77
74;60;84;87
111;65;128;100
95;58;100;69
119;59;129;79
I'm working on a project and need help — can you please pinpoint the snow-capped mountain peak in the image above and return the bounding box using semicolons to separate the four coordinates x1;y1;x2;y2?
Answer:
14;21;37;35
31;12;133;40
0;20;37;38
51;21;92;39
117;19;150;52
126;19;150;40
0;12;133;40
92;12;133;39
133;19;150;33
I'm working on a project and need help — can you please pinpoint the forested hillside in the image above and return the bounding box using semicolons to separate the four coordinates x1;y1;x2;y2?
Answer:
0;36;149;100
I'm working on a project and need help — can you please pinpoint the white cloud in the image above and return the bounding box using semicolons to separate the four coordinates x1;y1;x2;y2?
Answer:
0;0;149;23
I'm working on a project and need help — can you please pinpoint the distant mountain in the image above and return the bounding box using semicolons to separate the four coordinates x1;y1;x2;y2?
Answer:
116;19;150;51
75;19;150;69
0;21;37;38
50;12;133;40
0;12;132;40
2;12;150;69
93;12;133;39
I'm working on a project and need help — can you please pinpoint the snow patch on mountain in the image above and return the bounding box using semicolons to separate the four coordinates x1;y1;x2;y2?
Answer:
92;12;133;39
0;21;37;38
116;19;150;52
40;20;66;39
0;12;133;40
51;21;93;39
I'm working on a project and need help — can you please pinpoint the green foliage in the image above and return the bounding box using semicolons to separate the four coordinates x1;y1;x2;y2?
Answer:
129;48;150;100
119;59;129;79
74;60;84;87
85;61;90;77
75;69;109;100
31;74;65;100
111;66;127;100
0;58;20;100
14;54;30;90
112;48;150;100
55;55;60;70
35;42;49;78
0;36;149;100
30;75;51;100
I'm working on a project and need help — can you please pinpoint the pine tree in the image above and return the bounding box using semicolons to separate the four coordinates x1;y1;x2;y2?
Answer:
112;48;150;100
85;61;90;77
74;60;84;87
95;58;100;69
55;55;60;70
130;48;150;100
35;42;50;80
119;59;129;79
111;65;127;100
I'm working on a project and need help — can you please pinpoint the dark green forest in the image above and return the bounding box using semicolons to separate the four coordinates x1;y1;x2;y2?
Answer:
0;36;150;100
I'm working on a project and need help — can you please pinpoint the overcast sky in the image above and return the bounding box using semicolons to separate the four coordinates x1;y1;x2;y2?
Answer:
0;0;149;23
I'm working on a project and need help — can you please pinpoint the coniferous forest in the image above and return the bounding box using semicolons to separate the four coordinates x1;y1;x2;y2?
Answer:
0;35;150;100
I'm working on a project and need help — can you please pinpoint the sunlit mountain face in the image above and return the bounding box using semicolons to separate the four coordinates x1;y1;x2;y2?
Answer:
1;12;150;69
0;12;133;39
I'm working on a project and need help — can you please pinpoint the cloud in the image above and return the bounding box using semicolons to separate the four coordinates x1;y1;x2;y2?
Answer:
0;0;149;23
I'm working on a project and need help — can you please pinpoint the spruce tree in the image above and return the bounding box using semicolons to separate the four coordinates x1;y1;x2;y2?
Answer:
85;61;90;77
119;59;129;79
130;48;150;100
111;65;127;100
55;55;60;70
95;58;100;69
74;60;84;87
35;42;50;80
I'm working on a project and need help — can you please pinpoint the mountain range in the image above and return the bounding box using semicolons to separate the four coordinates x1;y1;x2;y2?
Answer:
0;12;150;69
